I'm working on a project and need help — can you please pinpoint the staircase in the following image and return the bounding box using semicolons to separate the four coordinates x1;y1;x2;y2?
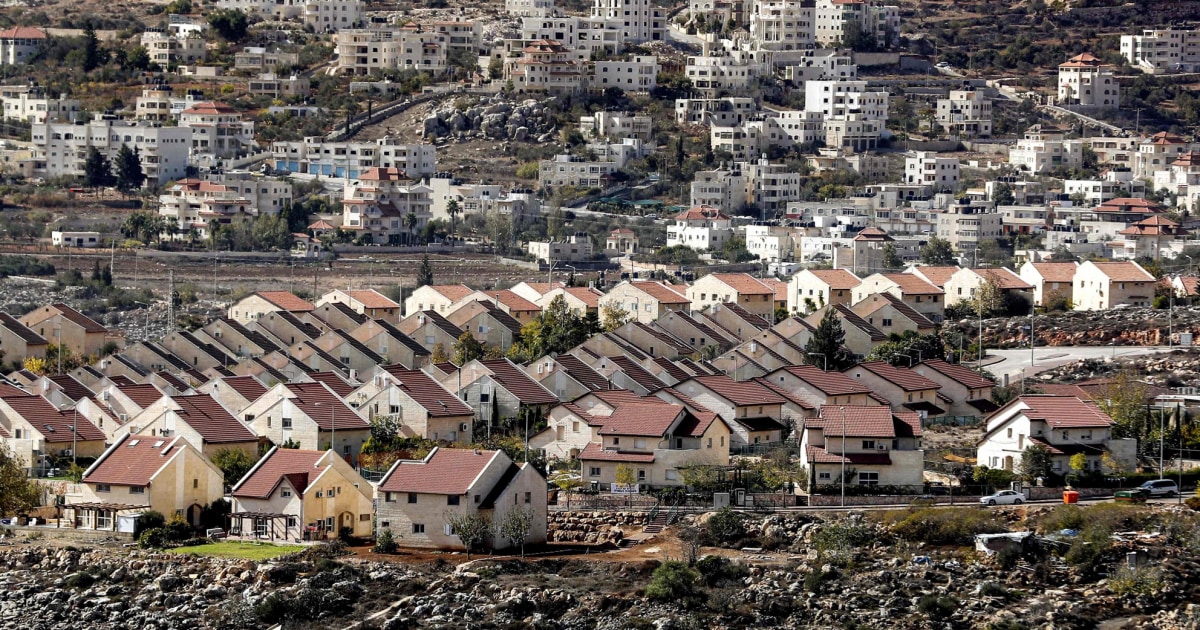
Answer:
642;510;671;534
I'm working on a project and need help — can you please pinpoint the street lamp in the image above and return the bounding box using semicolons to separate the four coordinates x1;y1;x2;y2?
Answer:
809;352;828;371
69;407;78;465
905;346;923;365
840;406;847;508
54;325;62;375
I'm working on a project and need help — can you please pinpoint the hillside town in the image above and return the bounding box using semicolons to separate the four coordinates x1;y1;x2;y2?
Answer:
2;0;1200;626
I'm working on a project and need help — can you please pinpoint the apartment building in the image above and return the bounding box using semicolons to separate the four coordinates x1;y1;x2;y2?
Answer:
813;0;899;48
272;136;436;178
234;47;300;72
141;30;206;65
1120;27;1200;74
935;202;1002;257
179;101;255;159
335;28;449;76
593;55;658;91
1008;124;1083;174
666;204;734;250
0;85;79;124
685;51;763;97
592;0;666;43
904;152;959;193
749;0;815;51
1057;53;1119;110
31;119;190;185
304;0;365;31
675;97;758;125
342;167;433;245
935;90;991;138
538;154;618;188
506;39;588;93
0;27;46;65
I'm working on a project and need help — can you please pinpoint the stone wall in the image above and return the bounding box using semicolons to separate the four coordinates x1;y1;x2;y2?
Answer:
5;525;135;543
1028;486;1111;501
546;510;645;545
807;494;984;507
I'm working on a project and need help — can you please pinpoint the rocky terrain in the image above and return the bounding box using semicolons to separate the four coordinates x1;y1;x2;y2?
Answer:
2;503;1199;629
423;96;561;143
953;307;1200;350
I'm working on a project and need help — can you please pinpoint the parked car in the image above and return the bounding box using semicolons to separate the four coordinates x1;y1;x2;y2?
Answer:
1138;479;1179;497
979;490;1025;506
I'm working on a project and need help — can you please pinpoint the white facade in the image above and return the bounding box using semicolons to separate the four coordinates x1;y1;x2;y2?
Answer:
675;97;758;125
592;0;666;43
750;0;815;50
936;203;1002;254
0;86;79;124
0;27;46;65
538;154;617;188
580;110;652;141
686;52;764;97
1008;125;1083;174
31;119;191;185
813;0;899;48
141;30;206;65
527;233;595;262
342;168;433;245
1120;28;1200;74
305;0;365;31
744;224;795;262
335;28;449;76
1057;53;1119;110
935;90;991;138
508;0;556;16
593;56;658;92
904;152;959;193
179;102;255;160
272;136;436;178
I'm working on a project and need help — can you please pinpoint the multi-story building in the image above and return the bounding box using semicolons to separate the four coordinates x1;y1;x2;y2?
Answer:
305;0;365;31
743;224;796;262
0;27;46;65
743;158;804;214
271;136;436;178
1064;173;1145;206
904;152;959;193
1133;131;1196;179
813;0;899;48
158;173;293;237
141;30;206;65
781;49;857;82
342;167;433;245
234;47;300;73
510;15;624;63
685;50;764;97
592;0;666;43
580;110;652;141
506;39;587;93
335;28;449;76
977;395;1136;476
0;85;79;124
935;202;1002;259
1008;124;1083;174
805;80;887;120
691;164;747;212
1120;28;1200;74
538;154;618;188
593;55;658;92
666;204;734;250
675;97;758;125
31;119;191;185
935;90;991;138
179;101;256;159
1153;151;1200;214
248;73;306;98
527;233;595;263
508;0;557;16
1057;53;1119;110
749;0;815;51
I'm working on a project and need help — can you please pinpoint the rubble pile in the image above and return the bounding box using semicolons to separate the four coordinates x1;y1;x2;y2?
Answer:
1035;349;1200;387
950;307;1200;349
423;96;559;143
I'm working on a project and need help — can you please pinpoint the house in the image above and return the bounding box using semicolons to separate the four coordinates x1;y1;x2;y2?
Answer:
912;359;997;418
239;381;370;464
976;395;1137;476
803;304;886;357
1019;262;1079;307
316;289;401;320
357;366;473;442
19;303;108;358
610;321;693;359
348;319;431;369
0;26;47;65
655;309;740;355
798;405;924;492
403;284;476;317
341;168;432;245
942;268;1034;309
251;310;323;348
666;205;734;251
0;394;106;474
850;273;945;323
446;358;558;431
702;302;771;341
0;311;48;361
127;394;259;458
524;354;607;402
1116;215;1188;260
536;286;605;317
686;273;776;319
844;361;945;418
230;447;374;540
508;282;565;305
306;301;369;332
1073;260;1156;310
850;292;937;339
397;310;464;355
787;269;862;315
593;355;667;395
73;434;224;529
94;382;165;424
761;364;880;412
670;375;788;446
160;330;237;371
446;300;523;350
460;290;542;324
598;280;691;324
196;375;268;418
1057;53;1119;110
375;447;547;550
227;291;315;325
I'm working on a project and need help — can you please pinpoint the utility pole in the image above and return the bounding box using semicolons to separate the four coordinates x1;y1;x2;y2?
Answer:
840;406;847;508
167;270;175;333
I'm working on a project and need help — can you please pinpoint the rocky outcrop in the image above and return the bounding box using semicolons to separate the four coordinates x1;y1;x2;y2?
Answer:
547;510;643;545
949;307;1200;350
422;96;557;142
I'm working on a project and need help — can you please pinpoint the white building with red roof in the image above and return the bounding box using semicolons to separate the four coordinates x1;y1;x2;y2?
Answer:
912;359;997;418
75;434;224;529
666;205;734;251
0;394;106;473
1072;260;1155;310
228;291;315;325
598;279;691;324
342;167;432;245
375;447;546;550
239;381;370;464
230;447;374;540
942;267;1034;307
127;393;258;458
354;366;472;443
672;374;788;446
1116;215;1188;260
687;273;776;319
505;39;587;93
843;361;945;418
799;404;924;492
0;26;46;65
1019;261;1079;307
1057;53;1119;110
851;272;945;323
788;268;862;314
179;101;256;160
317;289;401;320
977;395;1136;476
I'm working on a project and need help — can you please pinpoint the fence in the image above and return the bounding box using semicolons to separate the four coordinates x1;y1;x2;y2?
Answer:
924;415;983;427
730;440;802;457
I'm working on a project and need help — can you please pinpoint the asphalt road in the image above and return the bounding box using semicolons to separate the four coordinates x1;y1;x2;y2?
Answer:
979;345;1181;385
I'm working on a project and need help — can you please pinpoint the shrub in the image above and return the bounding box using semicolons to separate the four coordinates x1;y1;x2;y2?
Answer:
979;581;1012;600
373;528;398;554
138;527;168;549
136;510;165;538
644;561;701;602
695;555;748;587
255;594;289;623
64;571;96;589
705;507;745;545
917;594;958;619
885;508;1006;545
995;545;1021;570
1185;496;1200;512
803;567;836;593
811;521;875;556
1107;565;1165;596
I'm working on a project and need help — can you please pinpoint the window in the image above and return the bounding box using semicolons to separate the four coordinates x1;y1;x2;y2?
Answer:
637;469;646;481
447;495;460;506
1062;431;1069;440
287;516;298;528
193;479;198;489
13;429;21;439
818;472;831;480
408;493;418;504
281;418;293;429
316;491;324;498
480;393;490;403
96;484;111;492
634;439;647;449
707;438;712;448
858;472;879;486
384;492;394;502
412;523;425;534
590;467;601;476
862;440;875;450
612;437;620;445
1007;428;1013;438
524;492;532;504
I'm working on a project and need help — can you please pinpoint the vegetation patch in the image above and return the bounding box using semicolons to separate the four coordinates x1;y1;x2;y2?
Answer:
165;542;304;561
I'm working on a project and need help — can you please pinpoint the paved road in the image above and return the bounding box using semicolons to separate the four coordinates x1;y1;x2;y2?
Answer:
980;345;1179;385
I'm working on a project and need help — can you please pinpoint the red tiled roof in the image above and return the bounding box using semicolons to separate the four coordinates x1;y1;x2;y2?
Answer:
117;383;164;409
359;167;410;181
882;274;943;295
813;405;896;438
182;101;237;115
0;27;46;39
283;382;367;431
491;290;541;312
831;304;886;341
916;359;995;390
518;282;565;298
307;371;355;397
1095;198;1164;213
1029;262;1078;283
49;303;106;333
910;266;959;288
1088;261;1154;282
857;292;935;329
893;411;922;438
608;355;666;392
345;290;400;310
379;367;472;416
0;312;46;345
2;395;104;442
428;284;475;302
579;442;655;463
155;371;189;391
853;227;894;242
480;358;558;404
220;375;268;402
777;364;872;396
806;445;891;465
553;354;610;391
630;280;691;304
590;388;652;408
707;273;774;295
172;394;256;444
761;277;788;302
651;357;691;383
231;448;326;499
674;205;730;221
752;377;815;410
848;362;941;392
975;268;1034;290
82;434;187;487
49;374;93;401
1014;395;1114;428
562;286;604;308
1059;52;1103;67
807;269;862;290
378;447;500;494
597;402;684;437
254;291;315;312
674;410;721;437
656;387;713;414
687;375;786;406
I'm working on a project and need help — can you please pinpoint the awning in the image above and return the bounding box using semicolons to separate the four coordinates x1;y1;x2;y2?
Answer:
903;401;946;415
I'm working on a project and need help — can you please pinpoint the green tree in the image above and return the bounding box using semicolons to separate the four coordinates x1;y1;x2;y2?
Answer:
211;448;257;490
82;23;103;72
207;9;249;42
920;236;957;266
251;214;292;250
1018;443;1053;483
417;253;434;288
0;442;42;514
114;144;146;194
721;236;758;263
123;46;151;72
974;277;1004;318
431;343;449;364
372;528;397;554
452;331;484;365
1068;452;1088;479
601;302;631;331
83;147;112;188
882;242;903;270
446;199;461;237
101;264;113;286
445;512;490;559
496;506;535;558
1095;371;1149;440
645;561;701;602
992;182;1016;205
804;308;856;370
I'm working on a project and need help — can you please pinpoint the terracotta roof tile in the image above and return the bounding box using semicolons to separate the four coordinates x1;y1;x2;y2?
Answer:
172;394;257;443
629;280;690;304
752;377;815;410
915;360;995;390
1013;395;1114;428
49;374;93;401
81;434;188;487
910;266;959;288
777;364;873;396
687;374;786;406
0;27;46;39
231;448;327;499
369;318;431;356
1030;262;1078;283
0;312;46;345
283;382;367;431
608;355;666;392
491;290;541;313
651;357;691;383
674;205;730;221
882;274;943;295
832;304;886;341
812;405;897;438
806;445;891;465
2;395;104;442
807;269;862;290
853;227;893;242
708;273;774;295
254;291;315;312
412;309;465;340
975;268;1034;290
597;402;684;437
553;354;610;391
1089;261;1154;282
480;359;558;404
562;286;604;308
220;375;269;402
378;447;500;494
345;290;400;310
429;284;475;302
380;367;472;416
847;362;941;392
49;303;106;333
307;371;355;397
117;383;164;409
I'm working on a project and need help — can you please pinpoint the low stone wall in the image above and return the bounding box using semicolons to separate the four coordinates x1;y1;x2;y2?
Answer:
807;494;984;507
5;525;135;543
1028;486;1112;501
547;510;644;545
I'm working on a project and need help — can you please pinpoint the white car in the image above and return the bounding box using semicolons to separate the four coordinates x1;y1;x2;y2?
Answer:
1139;479;1179;497
980;490;1025;506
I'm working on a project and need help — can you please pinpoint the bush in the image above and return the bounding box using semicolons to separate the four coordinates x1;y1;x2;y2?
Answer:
979;581;1012;600
373;528;398;554
138;527;168;549
644;561;701;602
1107;565;1165;596
64;571;96;589
695;555;748;587
705;507;745;545
811;521;875;556
917;594;958;619
803;567;836;593
885;508;1006;545
136;510;165;538
1185;496;1200;511
995;545;1021;570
